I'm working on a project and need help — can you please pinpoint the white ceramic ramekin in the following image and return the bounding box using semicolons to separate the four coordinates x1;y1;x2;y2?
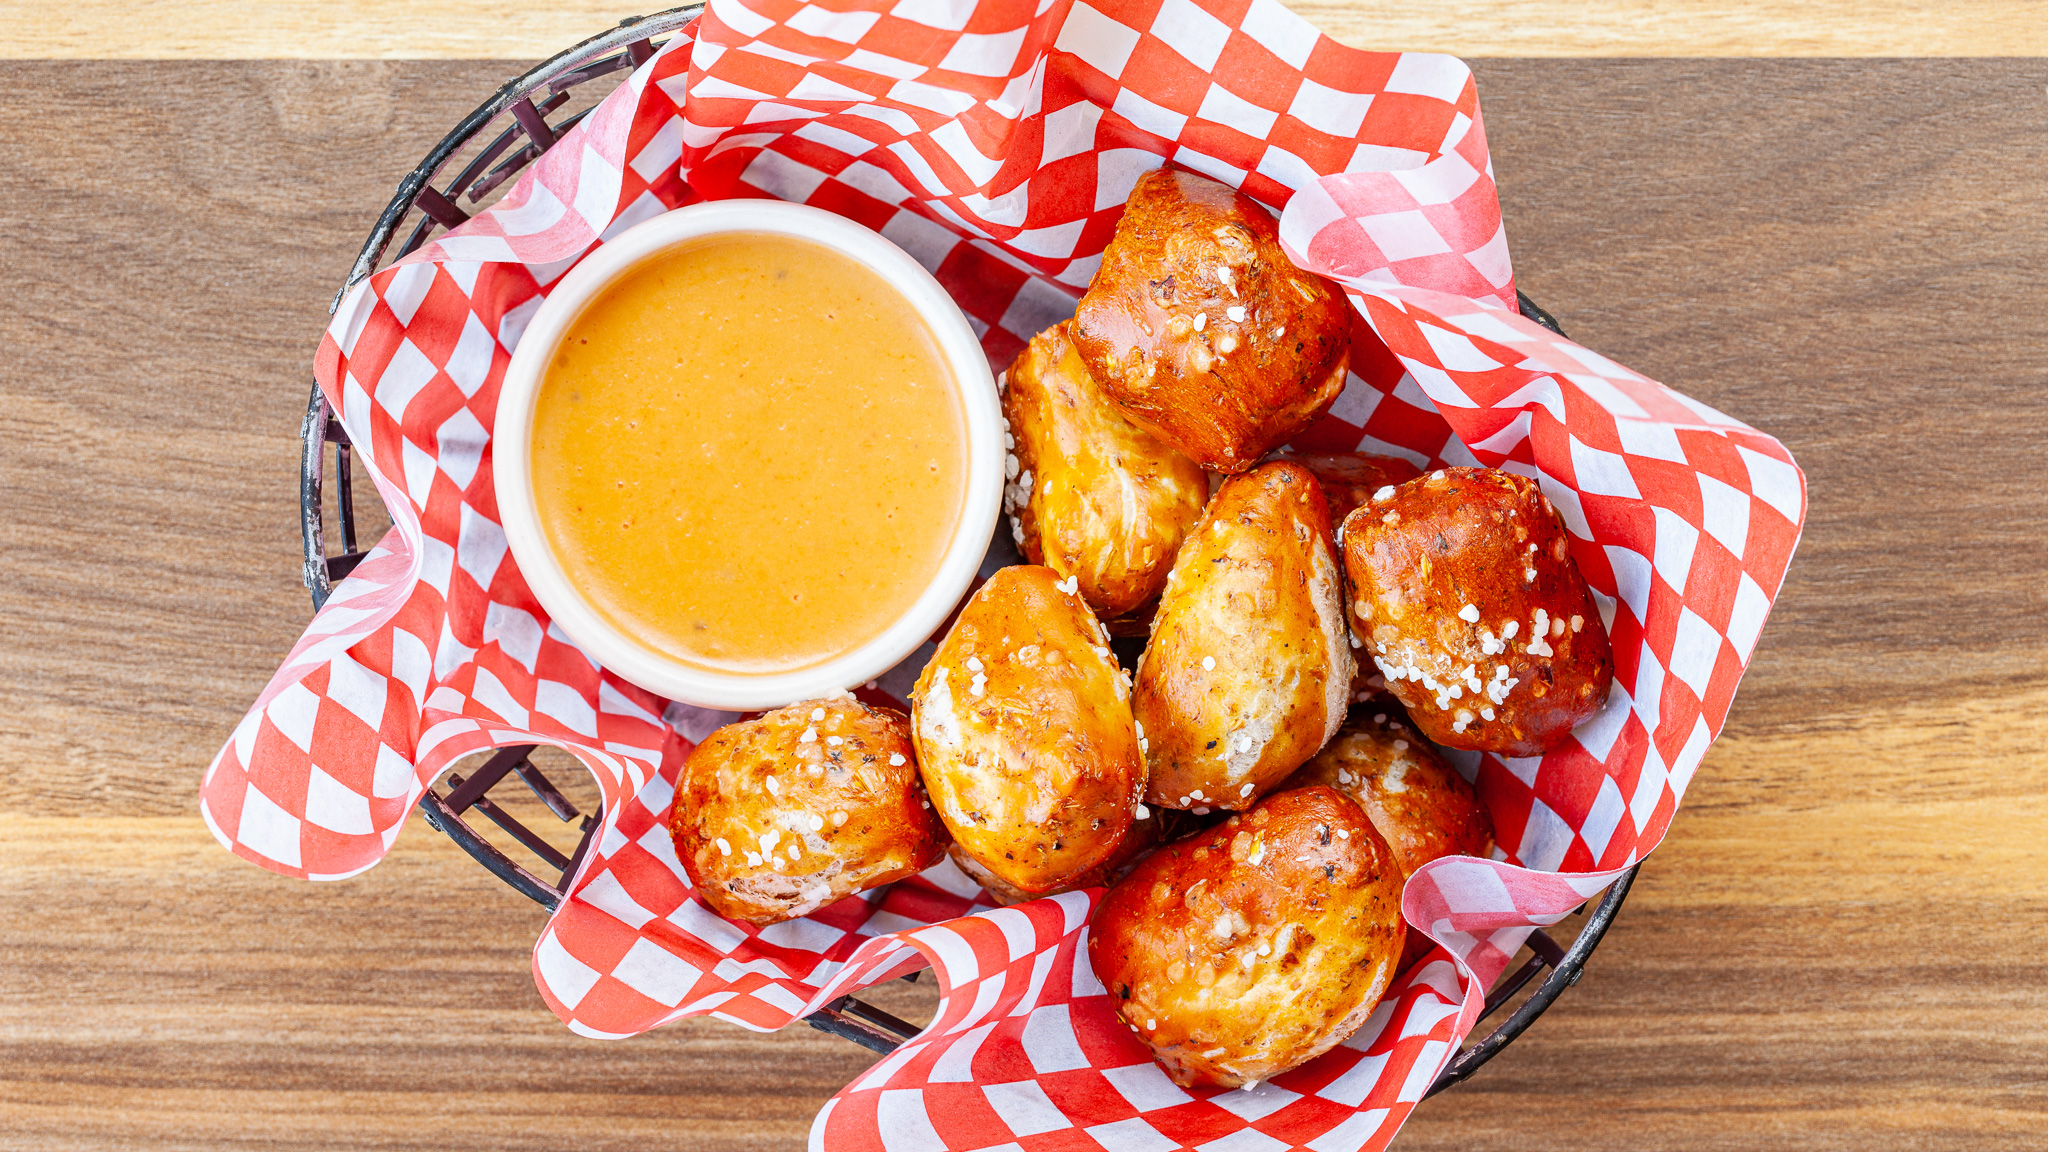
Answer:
494;200;1001;711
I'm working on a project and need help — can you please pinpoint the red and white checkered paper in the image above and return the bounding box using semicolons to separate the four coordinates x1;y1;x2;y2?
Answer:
199;1;1805;1148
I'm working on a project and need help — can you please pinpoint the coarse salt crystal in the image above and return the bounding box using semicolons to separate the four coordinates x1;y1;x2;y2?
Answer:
1226;305;1246;322
1459;604;1480;623
888;752;905;766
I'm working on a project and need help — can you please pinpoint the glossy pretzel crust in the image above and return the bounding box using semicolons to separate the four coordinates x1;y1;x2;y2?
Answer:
911;565;1146;894
944;805;1198;905
1284;707;1495;968
1135;461;1352;812
1341;468;1615;755
670;698;948;925
1003;320;1210;621
1290;451;1422;527
1073;168;1353;473
1088;787;1407;1088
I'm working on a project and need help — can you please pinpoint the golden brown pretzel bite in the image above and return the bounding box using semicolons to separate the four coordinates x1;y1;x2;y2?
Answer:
1342;467;1615;755
1135;461;1352;812
1088;786;1407;1089
1002;321;1210;622
670;698;948;925
911;565;1145;894
1283;707;1495;968
1073;168;1353;473
1289;451;1422;526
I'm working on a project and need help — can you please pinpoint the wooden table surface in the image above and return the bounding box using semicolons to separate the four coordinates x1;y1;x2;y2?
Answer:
3;7;2046;1149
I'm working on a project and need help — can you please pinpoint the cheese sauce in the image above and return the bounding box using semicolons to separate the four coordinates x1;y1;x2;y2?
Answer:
530;233;968;675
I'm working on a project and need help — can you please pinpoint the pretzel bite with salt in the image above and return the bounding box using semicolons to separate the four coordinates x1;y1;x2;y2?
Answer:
1342;467;1614;755
1135;461;1352;812
1002;320;1210;622
1290;451;1422;525
1283;708;1495;968
911;565;1145;895
1089;786;1406;1089
1073;168;1353;473
671;698;948;925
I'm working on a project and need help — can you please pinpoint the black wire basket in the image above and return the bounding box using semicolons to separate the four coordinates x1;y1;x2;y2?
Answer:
296;3;1638;1086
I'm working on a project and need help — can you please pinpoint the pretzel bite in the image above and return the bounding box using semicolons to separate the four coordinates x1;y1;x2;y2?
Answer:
1002;321;1210;621
670;698;948;925
911;565;1145;894
1290;451;1422;525
1135;461;1352;812
1342;467;1615;755
1073;168;1353;473
1089;787;1406;1088
1284;708;1495;968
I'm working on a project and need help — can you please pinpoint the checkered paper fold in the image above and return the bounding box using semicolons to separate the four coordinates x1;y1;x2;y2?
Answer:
196;1;1805;1149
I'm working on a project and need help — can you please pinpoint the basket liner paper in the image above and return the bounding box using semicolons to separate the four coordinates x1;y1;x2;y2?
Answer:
198;2;1806;1148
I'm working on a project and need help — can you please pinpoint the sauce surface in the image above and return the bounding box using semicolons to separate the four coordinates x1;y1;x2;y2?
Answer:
531;232;967;675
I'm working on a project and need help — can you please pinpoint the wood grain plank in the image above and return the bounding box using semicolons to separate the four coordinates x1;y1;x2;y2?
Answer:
1;57;2046;1149
0;815;931;1152
3;0;2047;59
